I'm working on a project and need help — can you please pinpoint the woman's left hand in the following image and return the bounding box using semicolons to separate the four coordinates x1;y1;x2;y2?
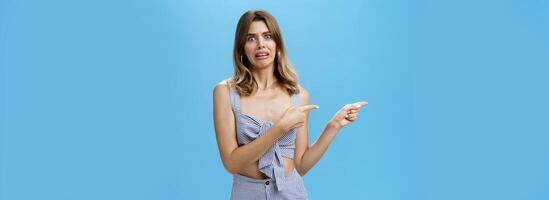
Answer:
329;101;368;129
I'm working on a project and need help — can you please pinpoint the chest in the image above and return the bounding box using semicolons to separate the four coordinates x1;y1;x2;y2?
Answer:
240;92;292;123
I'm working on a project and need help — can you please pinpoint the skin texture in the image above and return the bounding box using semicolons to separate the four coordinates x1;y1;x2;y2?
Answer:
213;20;368;179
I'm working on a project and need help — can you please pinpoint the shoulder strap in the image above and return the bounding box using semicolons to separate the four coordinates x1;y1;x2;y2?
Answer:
291;93;301;106
291;84;301;106
228;84;241;112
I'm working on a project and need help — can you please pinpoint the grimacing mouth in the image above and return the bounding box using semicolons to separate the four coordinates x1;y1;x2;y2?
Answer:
254;51;270;58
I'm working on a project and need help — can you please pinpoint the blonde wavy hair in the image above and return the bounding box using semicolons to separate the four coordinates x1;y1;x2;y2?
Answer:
230;10;299;96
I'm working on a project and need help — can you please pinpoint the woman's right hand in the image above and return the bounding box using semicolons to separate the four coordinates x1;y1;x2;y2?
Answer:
277;105;319;131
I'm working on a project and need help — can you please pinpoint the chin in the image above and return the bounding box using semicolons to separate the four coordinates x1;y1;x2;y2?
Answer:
251;60;275;69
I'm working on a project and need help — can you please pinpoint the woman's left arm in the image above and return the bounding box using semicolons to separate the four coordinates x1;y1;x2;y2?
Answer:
294;86;368;176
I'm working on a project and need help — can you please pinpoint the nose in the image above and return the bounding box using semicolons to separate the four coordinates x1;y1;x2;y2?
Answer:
257;38;266;49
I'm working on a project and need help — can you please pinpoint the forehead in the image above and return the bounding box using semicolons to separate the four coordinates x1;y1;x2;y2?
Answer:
247;21;270;34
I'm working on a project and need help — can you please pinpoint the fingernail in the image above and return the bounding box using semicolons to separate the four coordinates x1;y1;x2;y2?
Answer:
315;106;320;109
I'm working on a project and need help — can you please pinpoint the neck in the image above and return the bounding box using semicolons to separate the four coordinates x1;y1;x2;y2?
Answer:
251;65;277;92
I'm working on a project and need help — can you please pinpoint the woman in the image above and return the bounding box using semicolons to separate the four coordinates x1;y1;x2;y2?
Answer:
213;10;368;199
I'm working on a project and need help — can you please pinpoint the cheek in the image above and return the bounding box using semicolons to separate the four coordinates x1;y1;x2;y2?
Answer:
244;44;254;56
268;41;277;50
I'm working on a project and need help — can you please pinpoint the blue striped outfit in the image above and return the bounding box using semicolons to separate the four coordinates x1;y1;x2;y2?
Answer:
229;86;308;200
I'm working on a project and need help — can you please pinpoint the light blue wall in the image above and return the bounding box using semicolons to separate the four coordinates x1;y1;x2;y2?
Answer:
2;0;548;199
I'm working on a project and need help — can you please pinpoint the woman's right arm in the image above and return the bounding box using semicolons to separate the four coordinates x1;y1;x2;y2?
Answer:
213;81;288;174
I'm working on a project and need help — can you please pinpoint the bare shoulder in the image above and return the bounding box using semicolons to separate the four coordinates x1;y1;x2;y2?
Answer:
213;79;233;106
213;79;231;96
298;85;310;105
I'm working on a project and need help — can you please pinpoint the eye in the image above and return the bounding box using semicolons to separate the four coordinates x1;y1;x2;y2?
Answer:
247;37;256;42
264;34;272;40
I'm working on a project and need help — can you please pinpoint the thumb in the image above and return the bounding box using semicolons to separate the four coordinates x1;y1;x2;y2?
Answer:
299;105;320;112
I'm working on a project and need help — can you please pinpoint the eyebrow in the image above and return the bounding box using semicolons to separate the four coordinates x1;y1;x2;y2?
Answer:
246;31;271;37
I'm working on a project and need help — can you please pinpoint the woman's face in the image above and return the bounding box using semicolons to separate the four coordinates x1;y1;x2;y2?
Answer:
244;20;277;70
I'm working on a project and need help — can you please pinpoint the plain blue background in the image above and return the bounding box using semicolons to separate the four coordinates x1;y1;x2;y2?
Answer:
2;0;548;199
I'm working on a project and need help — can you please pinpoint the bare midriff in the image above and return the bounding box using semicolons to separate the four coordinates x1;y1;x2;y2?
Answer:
237;157;295;179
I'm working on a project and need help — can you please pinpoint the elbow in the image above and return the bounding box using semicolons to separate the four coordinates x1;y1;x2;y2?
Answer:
225;166;238;175
294;163;308;176
220;150;241;175
222;161;239;175
296;167;308;176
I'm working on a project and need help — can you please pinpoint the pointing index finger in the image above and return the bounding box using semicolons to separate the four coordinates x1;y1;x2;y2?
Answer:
299;105;319;112
356;101;368;106
352;101;369;109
